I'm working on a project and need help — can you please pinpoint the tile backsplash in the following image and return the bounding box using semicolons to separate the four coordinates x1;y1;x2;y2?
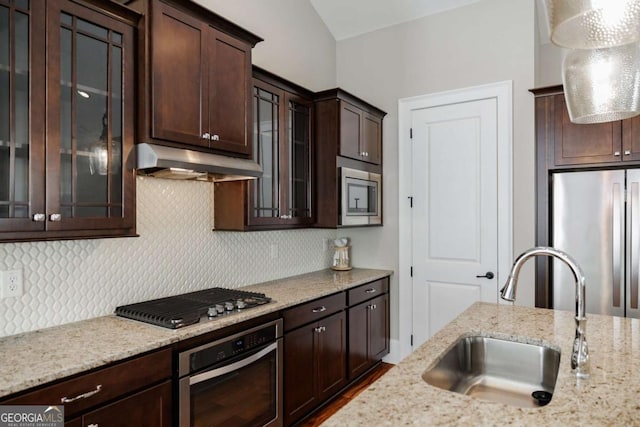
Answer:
0;177;336;337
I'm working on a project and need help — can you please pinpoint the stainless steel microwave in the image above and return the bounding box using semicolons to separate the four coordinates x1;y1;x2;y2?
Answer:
340;167;382;226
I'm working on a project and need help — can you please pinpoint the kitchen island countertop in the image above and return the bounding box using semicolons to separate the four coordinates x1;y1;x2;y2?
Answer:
322;302;640;426
0;268;392;398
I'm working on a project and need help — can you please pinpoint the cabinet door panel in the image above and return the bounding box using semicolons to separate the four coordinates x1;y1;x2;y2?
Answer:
362;112;381;164
554;95;622;166
347;302;369;380
623;116;640;162
339;101;362;161
0;0;45;233
209;29;251;155
249;80;282;224
286;93;313;223
150;2;208;147
45;0;135;232
83;381;171;427
316;311;347;402
369;294;390;361
284;324;317;425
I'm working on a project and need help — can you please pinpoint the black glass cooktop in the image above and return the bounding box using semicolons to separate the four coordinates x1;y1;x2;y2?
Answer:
115;288;271;329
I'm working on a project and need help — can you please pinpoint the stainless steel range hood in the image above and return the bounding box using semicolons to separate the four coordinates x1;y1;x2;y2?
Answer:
136;143;262;181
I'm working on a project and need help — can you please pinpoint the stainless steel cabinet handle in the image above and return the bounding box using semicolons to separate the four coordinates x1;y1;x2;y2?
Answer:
61;385;102;403
202;132;210;140
631;182;639;310
49;213;62;222
625;150;632;156
190;343;277;386
368;304;377;310
314;326;326;333
312;306;326;313
364;288;377;294
32;213;45;222
612;183;623;307
212;134;220;141
614;151;621;157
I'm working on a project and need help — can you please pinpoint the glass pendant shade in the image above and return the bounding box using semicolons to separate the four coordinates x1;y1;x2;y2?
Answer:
562;43;640;123
548;0;640;48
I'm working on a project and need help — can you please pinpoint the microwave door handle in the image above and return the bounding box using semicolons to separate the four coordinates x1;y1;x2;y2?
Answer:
189;342;278;386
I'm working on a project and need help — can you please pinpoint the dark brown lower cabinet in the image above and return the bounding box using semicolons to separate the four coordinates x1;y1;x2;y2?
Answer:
69;381;171;427
1;348;172;425
348;293;389;380
284;311;347;426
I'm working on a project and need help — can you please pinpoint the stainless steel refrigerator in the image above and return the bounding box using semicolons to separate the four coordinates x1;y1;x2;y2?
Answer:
552;169;640;318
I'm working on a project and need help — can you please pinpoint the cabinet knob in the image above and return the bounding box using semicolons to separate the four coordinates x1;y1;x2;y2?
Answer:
614;151;621;157
212;134;220;141
625;150;632;156
49;213;62;222
314;326;326;333
365;152;369;157
202;132;211;140
32;213;46;222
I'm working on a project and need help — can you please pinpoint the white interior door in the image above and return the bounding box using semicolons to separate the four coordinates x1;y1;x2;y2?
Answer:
411;97;499;348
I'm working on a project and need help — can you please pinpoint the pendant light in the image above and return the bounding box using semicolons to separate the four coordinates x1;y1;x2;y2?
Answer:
548;0;640;49
563;42;640;123
546;0;640;123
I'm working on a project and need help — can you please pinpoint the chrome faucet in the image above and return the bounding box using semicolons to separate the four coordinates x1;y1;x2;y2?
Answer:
500;246;589;378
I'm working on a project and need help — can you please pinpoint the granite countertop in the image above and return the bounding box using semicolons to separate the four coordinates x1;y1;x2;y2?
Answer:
323;302;640;426
0;268;392;398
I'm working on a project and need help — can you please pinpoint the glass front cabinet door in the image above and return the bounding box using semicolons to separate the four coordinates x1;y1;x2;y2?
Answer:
249;78;313;228
0;0;137;241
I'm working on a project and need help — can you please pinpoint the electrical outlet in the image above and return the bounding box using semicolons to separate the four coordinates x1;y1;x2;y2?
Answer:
2;269;23;298
322;238;330;252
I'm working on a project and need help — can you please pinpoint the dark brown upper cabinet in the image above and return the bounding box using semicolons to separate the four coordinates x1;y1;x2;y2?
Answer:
130;0;262;157
534;87;640;168
314;89;386;228
0;0;138;242
214;67;314;230
316;89;384;166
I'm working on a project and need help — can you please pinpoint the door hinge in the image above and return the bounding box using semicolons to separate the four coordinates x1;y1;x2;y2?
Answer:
408;196;413;208
411;334;414;346
410;266;413;277
410;128;413;139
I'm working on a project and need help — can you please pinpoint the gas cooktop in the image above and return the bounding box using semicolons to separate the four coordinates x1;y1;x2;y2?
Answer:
115;287;271;329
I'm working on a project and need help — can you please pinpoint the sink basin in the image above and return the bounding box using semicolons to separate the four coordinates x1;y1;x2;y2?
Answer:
422;335;561;408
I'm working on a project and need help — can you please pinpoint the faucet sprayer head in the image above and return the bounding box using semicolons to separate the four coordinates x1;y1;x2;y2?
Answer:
500;275;517;301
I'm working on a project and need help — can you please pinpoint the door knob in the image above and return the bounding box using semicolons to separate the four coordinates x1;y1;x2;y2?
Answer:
476;272;494;279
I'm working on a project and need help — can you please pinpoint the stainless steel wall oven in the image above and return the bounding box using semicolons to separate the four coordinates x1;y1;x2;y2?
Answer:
178;319;283;426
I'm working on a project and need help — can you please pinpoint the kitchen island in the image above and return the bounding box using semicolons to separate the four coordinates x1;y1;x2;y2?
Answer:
322;302;640;426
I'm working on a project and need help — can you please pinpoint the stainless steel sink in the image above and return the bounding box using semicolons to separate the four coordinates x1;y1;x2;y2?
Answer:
422;335;561;408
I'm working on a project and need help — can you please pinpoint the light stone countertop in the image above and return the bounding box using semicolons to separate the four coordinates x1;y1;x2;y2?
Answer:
322;302;640;426
0;268;392;398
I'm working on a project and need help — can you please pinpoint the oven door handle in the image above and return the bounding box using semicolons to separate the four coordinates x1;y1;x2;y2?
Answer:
189;341;278;386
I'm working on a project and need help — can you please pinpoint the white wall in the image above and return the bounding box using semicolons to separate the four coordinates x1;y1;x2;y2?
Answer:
537;42;564;87
336;0;537;350
195;0;337;91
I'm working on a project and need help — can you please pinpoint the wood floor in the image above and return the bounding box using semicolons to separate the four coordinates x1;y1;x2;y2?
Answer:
300;362;395;426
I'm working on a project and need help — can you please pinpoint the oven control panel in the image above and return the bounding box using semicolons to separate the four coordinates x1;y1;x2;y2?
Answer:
188;323;278;373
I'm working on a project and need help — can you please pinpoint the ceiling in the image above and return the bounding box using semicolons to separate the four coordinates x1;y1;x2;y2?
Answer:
309;0;481;41
310;0;552;44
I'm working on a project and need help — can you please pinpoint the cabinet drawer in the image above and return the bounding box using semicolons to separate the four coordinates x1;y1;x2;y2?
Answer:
3;348;171;419
347;278;389;307
284;292;346;332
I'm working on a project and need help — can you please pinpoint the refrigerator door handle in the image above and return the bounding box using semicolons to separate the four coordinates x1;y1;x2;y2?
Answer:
613;183;623;308
631;182;639;310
